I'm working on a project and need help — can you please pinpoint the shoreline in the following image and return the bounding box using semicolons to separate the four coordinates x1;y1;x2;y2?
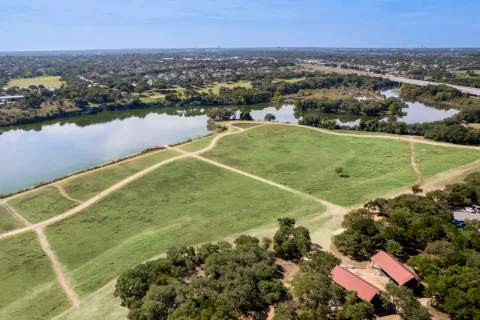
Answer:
0;132;215;201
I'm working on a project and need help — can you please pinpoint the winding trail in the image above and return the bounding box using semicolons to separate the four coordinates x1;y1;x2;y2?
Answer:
36;228;80;307
54;184;82;204
167;123;347;214
408;138;424;185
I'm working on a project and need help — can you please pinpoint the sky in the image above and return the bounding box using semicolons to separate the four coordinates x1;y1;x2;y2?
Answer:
1;0;478;51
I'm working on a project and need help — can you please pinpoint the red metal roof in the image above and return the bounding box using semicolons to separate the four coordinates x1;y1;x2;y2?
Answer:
371;250;417;286
330;266;380;301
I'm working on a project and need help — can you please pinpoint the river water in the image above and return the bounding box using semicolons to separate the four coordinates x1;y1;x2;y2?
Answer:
0;92;459;193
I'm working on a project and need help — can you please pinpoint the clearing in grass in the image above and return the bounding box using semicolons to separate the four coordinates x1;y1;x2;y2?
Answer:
45;157;325;297
59;149;180;201
0;232;70;319
7;186;78;223
6;76;64;89
205;125;419;206
0;204;24;232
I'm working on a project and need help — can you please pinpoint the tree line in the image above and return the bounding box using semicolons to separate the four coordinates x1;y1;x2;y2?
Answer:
294;97;406;116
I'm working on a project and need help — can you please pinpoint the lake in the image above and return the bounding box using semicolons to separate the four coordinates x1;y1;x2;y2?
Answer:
0;94;459;193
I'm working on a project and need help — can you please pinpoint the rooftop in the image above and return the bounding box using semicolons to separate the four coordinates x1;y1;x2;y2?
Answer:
371;250;417;286
330;266;381;301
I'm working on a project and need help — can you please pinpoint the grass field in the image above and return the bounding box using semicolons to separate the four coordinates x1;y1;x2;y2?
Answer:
206;126;480;205
6;76;64;89
196;81;252;94
59;149;180;201
178;135;215;152
414;143;480;177
45;158;324;297
0;232;70;319
0;205;23;232
7;186;78;223
205;125;419;206
231;122;264;129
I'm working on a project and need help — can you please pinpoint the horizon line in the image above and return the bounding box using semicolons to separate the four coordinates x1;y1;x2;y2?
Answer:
2;46;480;54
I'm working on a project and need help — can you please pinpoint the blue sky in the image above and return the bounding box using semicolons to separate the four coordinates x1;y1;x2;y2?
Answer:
1;0;478;51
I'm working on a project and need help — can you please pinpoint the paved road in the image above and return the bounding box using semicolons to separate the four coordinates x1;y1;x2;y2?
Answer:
385;74;480;96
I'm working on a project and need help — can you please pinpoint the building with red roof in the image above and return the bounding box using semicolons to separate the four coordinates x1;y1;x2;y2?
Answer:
330;266;381;302
371;250;418;286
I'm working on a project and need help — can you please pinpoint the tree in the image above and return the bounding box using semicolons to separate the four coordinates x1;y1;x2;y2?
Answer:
383;283;430;320
239;112;253;120
338;292;375;320
292;251;343;318
262;237;273;250
411;184;423;194
206;108;235;121
386;239;404;257
335;167;344;174
264;113;276;121
274;218;311;260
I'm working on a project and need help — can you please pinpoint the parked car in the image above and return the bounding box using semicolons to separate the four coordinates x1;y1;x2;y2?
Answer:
466;207;476;213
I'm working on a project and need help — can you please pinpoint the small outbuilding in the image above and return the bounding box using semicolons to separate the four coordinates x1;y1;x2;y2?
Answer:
371;250;418;288
330;266;381;302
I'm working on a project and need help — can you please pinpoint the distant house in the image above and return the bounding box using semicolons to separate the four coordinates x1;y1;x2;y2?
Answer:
330;266;381;302
0;95;24;105
371;250;419;289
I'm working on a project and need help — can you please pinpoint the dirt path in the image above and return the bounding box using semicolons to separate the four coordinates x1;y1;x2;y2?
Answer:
196;154;346;211
0;154;189;239
36;227;80;308
196;123;269;154
2;203;31;226
54;184;82;204
408;139;424;185
169;137;348;213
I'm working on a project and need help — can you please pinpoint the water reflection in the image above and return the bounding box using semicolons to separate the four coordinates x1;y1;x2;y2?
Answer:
382;89;459;124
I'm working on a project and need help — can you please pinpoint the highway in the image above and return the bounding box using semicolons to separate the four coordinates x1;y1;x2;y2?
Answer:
301;64;480;97
384;75;480;96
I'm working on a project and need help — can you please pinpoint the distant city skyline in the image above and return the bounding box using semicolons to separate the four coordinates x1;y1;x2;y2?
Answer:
1;0;478;51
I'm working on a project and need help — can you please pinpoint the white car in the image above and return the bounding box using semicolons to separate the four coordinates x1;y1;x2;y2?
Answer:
466;207;476;213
